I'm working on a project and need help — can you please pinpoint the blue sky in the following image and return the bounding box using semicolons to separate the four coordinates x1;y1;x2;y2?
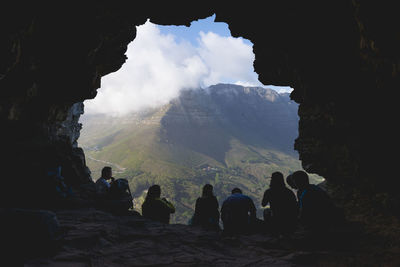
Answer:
159;14;253;46
84;15;292;115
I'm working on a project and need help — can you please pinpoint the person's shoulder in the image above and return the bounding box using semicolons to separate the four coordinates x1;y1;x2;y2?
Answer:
222;196;232;204
141;199;149;208
222;196;229;202
200;196;214;202
95;177;106;185
304;184;325;198
206;196;219;205
243;194;254;201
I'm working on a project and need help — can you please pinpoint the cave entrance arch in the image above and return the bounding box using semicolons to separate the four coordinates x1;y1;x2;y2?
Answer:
3;4;400;263
77;15;321;224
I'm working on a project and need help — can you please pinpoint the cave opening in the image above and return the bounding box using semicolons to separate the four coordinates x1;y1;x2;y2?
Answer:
2;3;400;265
77;15;322;224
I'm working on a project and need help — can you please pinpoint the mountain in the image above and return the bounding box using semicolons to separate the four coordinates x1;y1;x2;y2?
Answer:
78;84;323;223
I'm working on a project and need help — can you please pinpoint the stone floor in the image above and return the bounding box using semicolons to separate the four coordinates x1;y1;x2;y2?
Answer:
22;208;397;267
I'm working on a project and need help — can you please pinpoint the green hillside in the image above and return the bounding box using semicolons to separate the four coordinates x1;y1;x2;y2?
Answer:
79;84;324;223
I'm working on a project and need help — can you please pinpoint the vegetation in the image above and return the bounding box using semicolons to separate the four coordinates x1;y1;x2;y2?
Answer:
80;85;324;224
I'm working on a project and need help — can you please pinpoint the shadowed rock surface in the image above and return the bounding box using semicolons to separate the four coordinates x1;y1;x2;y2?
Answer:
21;208;383;267
1;2;400;266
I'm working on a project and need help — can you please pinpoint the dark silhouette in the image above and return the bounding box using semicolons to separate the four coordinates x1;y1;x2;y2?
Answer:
292;170;335;232
286;173;303;203
142;185;175;224
95;166;135;215
191;184;220;230
262;172;299;235
95;166;115;197
108;178;134;214
221;188;257;234
286;173;297;190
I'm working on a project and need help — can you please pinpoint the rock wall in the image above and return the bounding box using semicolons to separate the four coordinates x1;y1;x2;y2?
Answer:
1;2;399;220
214;2;400;216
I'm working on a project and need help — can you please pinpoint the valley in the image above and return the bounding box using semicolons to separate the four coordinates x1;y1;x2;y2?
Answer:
79;84;324;223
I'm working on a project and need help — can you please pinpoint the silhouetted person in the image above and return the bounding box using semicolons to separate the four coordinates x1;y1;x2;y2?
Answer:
292;170;334;232
191;184;220;230
262;172;298;235
221;188;257;235
95;166;115;198
286;173;302;203
142;185;175;224
286;173;297;190
95;166;135;214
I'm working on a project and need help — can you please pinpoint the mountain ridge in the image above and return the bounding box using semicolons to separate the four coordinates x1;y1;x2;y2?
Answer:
79;84;323;223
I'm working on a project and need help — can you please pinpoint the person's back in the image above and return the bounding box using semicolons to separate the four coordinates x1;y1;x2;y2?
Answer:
262;172;298;234
221;188;256;234
265;188;298;217
192;184;220;230
299;184;333;228
142;185;175;224
293;170;335;232
142;198;175;223
193;196;220;228
262;187;298;233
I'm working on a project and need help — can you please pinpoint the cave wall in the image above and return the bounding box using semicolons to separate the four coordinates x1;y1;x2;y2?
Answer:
1;2;399;214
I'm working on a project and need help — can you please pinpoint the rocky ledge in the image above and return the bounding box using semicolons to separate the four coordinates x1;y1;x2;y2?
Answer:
13;208;397;267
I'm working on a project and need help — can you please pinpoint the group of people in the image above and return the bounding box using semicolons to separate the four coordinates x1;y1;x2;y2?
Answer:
94;166;134;214
95;166;337;236
260;170;338;235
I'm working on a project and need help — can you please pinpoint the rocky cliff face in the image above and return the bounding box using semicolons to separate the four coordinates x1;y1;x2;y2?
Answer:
161;84;299;160
1;1;400;245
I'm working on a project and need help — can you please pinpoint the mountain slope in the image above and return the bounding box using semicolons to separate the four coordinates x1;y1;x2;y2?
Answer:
79;84;323;223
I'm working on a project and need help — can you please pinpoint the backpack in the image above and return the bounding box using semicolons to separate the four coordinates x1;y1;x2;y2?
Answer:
109;178;133;210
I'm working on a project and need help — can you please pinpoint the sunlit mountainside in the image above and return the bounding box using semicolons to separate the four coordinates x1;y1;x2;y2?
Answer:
79;84;324;223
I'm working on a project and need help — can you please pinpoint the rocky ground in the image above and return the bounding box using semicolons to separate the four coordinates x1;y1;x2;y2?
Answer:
18;207;396;267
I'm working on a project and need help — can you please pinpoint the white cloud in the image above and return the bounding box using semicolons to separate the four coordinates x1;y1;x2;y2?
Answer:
234;81;262;87
84;20;262;116
265;85;294;94
196;31;259;86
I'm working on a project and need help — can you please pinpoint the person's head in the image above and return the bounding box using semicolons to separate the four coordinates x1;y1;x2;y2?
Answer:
231;187;242;194
286;174;297;189
101;166;112;180
202;184;214;197
292;170;309;190
270;171;285;189
147;184;161;200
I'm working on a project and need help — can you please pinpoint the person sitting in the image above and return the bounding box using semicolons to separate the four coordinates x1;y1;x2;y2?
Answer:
292;170;335;232
141;185;175;224
191;184;220;230
262;172;299;236
95;166;135;215
221;188;257;235
95;166;115;198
